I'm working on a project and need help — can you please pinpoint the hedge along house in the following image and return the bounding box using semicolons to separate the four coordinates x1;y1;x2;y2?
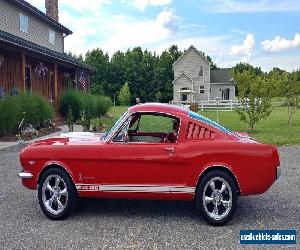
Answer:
0;0;93;108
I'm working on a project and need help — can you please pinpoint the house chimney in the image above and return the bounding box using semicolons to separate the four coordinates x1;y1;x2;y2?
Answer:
45;0;59;22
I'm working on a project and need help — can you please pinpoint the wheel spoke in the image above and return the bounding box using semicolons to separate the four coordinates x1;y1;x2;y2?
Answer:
220;183;227;193
57;200;64;210
209;181;216;192
46;182;54;193
46;197;54;208
213;204;219;215
204;196;214;204
59;188;67;196
221;199;230;208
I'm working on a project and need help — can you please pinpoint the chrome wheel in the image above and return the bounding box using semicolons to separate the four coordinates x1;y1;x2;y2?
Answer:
41;175;68;215
202;177;232;221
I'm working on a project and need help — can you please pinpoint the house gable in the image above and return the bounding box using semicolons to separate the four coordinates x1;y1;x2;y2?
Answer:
173;72;194;84
173;45;210;80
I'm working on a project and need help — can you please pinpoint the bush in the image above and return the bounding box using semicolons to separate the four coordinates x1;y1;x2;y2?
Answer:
0;96;20;135
60;91;112;124
94;95;112;117
60;91;83;122
17;94;54;128
0;94;54;136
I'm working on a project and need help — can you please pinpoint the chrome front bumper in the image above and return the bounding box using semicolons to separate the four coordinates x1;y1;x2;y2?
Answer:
18;172;33;179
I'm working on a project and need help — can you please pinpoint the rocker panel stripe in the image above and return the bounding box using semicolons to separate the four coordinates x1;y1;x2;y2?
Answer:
75;184;195;194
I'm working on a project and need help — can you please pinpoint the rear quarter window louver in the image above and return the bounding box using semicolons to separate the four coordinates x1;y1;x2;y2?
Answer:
187;122;216;140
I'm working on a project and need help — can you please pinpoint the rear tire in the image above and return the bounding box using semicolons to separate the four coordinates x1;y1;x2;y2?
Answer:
38;167;77;220
195;170;237;226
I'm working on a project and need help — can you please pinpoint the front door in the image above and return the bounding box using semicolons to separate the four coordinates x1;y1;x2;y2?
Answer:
98;113;190;195
222;88;230;100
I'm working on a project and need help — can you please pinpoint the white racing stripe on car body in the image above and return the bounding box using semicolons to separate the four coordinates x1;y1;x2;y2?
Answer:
76;184;195;194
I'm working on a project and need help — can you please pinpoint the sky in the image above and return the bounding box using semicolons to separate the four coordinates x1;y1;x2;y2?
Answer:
27;0;300;71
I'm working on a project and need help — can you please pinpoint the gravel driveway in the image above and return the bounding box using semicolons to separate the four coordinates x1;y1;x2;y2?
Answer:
0;144;299;249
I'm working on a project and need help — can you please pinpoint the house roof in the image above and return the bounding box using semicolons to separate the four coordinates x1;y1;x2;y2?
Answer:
0;30;93;70
172;45;211;67
10;0;72;35
210;68;235;84
173;72;194;83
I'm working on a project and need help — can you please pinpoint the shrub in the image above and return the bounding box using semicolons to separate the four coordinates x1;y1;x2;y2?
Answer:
0;94;54;136
0;96;20;135
60;91;83;122
94;95;112;117
17;94;54;128
60;91;112;124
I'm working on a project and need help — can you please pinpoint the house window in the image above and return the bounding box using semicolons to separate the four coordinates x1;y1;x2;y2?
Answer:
200;86;205;94
19;14;28;33
199;66;204;76
49;29;55;45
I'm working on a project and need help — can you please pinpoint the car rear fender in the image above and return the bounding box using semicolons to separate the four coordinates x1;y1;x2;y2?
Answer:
194;164;241;196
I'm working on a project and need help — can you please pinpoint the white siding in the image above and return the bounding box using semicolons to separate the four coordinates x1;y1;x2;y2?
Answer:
210;85;236;100
173;75;193;102
173;47;210;101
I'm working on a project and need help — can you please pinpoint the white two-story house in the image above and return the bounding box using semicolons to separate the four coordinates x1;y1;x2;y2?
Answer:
172;45;236;103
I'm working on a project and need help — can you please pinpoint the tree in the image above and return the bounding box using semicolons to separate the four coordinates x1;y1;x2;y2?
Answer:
85;48;110;96
233;62;264;76
118;82;131;106
271;70;300;125
232;69;272;131
200;51;218;70
84;45;217;104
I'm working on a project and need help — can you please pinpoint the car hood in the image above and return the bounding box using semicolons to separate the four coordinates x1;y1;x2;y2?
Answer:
30;132;106;146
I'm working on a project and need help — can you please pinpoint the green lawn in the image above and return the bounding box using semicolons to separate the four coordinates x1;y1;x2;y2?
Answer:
103;106;300;146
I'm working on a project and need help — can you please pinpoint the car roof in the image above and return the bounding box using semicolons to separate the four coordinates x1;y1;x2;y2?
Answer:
129;103;189;116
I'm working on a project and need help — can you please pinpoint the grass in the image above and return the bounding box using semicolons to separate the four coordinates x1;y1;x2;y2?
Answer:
103;105;300;146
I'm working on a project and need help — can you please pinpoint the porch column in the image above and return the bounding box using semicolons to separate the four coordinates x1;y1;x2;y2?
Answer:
54;62;58;107
21;53;26;92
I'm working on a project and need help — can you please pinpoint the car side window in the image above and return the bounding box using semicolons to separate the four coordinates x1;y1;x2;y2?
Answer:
128;113;180;143
138;114;174;133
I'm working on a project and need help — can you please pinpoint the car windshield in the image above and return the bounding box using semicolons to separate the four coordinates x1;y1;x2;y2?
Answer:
104;111;128;139
189;111;232;134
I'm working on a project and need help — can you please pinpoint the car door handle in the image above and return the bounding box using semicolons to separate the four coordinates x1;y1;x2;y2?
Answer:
164;147;175;154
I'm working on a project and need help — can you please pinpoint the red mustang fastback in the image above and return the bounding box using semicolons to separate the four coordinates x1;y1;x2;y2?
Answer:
19;103;280;225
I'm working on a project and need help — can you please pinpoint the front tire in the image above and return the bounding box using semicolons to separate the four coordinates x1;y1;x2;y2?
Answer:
195;170;237;226
38;167;77;220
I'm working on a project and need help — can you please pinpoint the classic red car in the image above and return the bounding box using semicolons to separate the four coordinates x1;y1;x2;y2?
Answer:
19;103;280;225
